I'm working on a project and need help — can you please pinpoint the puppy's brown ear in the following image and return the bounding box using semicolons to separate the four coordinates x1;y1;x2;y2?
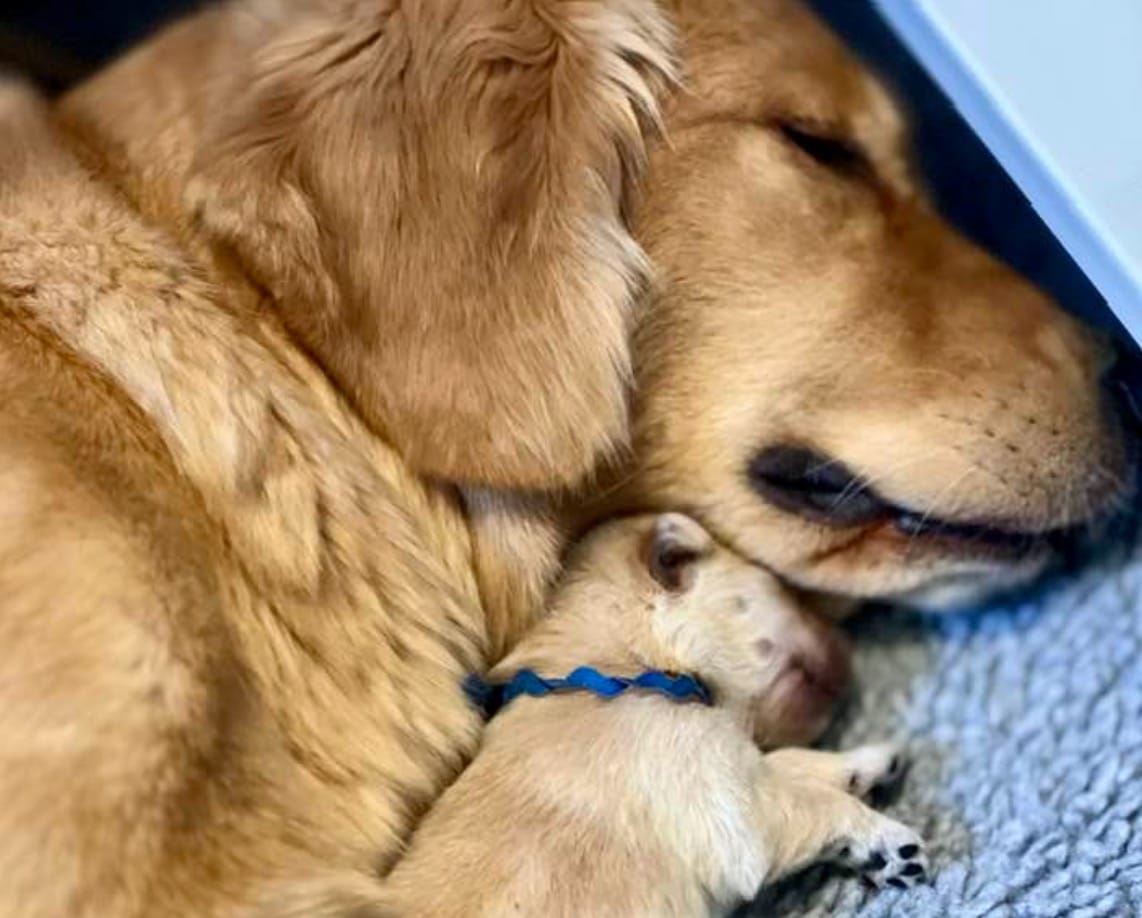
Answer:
646;514;711;592
188;0;677;489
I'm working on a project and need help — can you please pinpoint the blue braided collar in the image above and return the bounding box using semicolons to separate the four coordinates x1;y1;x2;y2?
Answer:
464;666;713;720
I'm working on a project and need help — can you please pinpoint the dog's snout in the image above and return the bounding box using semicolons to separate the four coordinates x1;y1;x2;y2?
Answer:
1103;341;1142;436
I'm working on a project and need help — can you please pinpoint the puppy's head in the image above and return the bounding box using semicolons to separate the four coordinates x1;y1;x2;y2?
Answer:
619;0;1134;609
537;513;849;746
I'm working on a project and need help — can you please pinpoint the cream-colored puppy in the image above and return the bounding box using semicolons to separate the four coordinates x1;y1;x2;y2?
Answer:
375;514;927;917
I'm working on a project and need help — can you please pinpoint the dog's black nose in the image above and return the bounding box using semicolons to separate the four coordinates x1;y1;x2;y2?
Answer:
1085;339;1142;558
1103;339;1142;435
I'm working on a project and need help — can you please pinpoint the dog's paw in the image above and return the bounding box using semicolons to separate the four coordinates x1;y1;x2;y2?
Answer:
842;743;906;797
830;816;928;890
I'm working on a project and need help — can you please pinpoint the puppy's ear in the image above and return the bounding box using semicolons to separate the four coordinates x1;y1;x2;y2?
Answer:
646;513;711;592
188;0;677;489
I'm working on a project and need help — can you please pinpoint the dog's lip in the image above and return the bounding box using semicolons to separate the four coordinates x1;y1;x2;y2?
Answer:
750;444;1083;555
750;446;1078;551
887;504;1070;553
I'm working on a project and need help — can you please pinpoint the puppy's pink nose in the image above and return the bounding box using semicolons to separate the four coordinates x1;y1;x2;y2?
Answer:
792;611;851;699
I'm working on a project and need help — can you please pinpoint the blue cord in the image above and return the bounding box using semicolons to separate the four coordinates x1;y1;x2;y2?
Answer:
464;666;713;720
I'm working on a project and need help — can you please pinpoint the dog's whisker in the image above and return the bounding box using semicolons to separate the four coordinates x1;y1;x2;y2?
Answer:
825;450;954;514
903;469;978;557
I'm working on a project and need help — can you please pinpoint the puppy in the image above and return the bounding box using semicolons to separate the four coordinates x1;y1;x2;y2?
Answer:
375;514;926;917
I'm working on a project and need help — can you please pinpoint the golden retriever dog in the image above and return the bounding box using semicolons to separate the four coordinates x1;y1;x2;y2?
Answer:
352;512;925;918
0;0;1131;913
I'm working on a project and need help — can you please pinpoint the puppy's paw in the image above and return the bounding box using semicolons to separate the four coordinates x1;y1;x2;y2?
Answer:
842;743;906;797
830;816;928;890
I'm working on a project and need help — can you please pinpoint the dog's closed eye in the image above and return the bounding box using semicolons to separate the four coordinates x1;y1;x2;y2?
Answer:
777;121;873;182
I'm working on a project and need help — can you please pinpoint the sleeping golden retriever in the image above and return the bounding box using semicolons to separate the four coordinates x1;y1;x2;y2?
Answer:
0;0;1130;914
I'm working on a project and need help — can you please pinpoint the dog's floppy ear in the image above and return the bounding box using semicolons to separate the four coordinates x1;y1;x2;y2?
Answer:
188;0;677;489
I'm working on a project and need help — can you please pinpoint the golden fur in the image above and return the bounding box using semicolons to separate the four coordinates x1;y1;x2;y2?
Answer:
0;0;1130;914
0;79;484;915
